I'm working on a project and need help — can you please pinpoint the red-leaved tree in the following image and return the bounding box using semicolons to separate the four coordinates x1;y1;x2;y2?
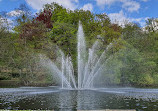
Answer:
35;9;53;29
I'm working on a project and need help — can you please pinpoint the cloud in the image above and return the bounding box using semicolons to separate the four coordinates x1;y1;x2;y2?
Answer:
121;0;140;12
25;0;78;10
95;0;140;12
7;10;24;17
108;10;128;26
82;3;93;11
0;17;13;31
130;17;148;26
95;0;117;7
108;10;147;27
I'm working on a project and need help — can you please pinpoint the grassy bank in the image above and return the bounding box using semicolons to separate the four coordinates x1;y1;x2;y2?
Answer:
0;80;20;88
0;80;55;88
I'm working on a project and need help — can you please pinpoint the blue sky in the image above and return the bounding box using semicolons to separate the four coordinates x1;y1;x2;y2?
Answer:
0;0;158;26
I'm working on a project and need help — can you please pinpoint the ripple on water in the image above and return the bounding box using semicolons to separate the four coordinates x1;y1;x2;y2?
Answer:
0;87;158;110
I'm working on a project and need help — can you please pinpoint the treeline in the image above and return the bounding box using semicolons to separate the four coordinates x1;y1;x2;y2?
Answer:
0;3;158;87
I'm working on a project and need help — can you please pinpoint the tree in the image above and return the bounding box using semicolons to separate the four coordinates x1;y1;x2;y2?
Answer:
145;18;158;32
35;9;53;29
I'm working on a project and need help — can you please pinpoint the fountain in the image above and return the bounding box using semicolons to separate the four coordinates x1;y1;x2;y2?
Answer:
40;21;112;89
2;22;156;111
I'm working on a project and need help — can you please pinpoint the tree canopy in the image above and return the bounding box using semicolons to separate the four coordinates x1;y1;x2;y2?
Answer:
1;3;158;87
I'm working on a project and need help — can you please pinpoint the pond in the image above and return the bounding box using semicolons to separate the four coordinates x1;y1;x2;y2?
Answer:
0;87;158;111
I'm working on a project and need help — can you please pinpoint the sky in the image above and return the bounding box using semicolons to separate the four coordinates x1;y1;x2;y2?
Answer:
0;0;158;27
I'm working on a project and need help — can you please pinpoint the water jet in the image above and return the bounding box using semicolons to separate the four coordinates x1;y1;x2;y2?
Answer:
40;21;112;89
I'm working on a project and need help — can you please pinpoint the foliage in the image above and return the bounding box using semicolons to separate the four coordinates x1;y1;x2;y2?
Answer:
1;2;158;87
35;9;53;29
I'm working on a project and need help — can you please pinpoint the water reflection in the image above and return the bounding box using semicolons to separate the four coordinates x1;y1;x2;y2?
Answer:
0;87;158;111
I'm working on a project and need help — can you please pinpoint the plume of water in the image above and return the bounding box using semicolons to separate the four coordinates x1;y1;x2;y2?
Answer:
39;51;76;89
76;22;113;89
39;21;113;89
77;21;87;89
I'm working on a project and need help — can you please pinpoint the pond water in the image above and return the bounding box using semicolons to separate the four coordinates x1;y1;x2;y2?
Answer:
0;87;158;111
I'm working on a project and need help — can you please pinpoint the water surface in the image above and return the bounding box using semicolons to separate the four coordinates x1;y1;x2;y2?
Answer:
0;87;158;111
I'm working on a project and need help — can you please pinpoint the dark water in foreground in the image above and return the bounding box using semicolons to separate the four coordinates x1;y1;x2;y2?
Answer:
0;87;158;111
